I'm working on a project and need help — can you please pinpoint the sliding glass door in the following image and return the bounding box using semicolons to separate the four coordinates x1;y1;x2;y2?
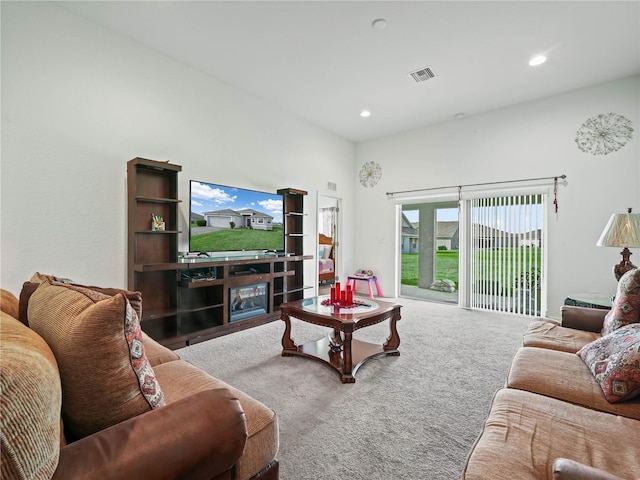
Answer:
400;202;459;304
398;193;546;316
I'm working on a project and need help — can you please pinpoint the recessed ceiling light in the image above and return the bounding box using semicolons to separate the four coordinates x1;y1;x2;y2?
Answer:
360;110;371;118
529;55;547;66
372;18;387;30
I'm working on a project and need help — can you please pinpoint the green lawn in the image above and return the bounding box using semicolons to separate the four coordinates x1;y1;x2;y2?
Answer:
191;225;283;251
402;248;541;294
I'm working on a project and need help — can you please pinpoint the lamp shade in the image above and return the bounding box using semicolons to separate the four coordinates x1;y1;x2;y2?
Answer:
597;212;640;248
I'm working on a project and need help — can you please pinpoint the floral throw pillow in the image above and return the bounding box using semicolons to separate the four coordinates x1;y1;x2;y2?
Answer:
602;268;640;336
577;323;640;403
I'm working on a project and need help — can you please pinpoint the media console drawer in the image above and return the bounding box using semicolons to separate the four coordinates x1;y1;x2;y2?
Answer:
227;273;272;287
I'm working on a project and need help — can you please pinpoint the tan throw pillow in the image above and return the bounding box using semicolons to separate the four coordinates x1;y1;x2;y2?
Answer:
25;276;165;440
1;312;62;480
603;268;640;336
20;272;143;325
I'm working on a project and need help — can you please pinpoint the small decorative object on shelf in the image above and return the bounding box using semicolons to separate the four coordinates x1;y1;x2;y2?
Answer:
151;214;165;231
353;268;374;277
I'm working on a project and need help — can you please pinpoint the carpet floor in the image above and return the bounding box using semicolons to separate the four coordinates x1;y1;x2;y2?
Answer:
177;297;531;480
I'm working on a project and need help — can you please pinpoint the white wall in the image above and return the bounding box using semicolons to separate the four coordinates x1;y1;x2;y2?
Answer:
354;75;640;318
3;2;638;319
1;2;356;295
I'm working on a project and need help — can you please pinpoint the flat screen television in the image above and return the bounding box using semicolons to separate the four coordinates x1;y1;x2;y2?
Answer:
189;180;284;254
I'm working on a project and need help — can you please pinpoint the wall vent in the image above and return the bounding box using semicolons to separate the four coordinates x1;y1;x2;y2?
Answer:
409;66;436;83
327;182;337;191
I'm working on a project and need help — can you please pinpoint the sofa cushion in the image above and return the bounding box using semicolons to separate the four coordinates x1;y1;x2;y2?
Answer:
142;331;180;366
522;318;600;353
463;388;640;480
577;324;640;403
603;268;640;335
24;276;165;440
153;359;278;480
0;311;62;480
0;289;19;319
507;347;640;420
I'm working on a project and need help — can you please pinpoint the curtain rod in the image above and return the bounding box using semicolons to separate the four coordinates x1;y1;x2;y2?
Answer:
386;174;567;197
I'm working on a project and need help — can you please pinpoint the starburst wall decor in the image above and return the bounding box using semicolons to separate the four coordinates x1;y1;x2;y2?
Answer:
575;113;634;156
359;161;382;187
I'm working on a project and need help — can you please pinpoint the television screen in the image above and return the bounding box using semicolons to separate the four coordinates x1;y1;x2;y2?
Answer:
189;180;284;253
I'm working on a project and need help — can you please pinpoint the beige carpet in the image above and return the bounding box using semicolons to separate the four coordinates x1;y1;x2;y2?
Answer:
177;297;531;480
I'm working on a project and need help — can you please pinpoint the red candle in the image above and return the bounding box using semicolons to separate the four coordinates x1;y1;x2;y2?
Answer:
335;282;340;294
347;289;353;305
341;290;346;304
330;286;336;303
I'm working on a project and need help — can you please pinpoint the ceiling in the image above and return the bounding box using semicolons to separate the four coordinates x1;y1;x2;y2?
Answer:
58;1;640;143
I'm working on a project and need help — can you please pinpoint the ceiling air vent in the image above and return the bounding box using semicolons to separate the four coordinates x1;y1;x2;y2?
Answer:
409;66;436;83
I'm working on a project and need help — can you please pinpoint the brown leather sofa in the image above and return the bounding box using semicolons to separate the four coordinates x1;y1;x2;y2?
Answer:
463;306;640;480
0;277;279;480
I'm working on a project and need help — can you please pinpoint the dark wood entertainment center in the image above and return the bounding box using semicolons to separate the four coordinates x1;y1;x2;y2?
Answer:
127;157;312;349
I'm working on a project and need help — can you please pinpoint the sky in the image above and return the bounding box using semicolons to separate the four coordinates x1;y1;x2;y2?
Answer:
190;181;283;223
403;208;458;223
403;204;544;233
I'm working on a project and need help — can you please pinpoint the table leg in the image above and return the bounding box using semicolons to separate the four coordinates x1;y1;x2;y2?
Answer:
341;331;355;383
280;311;297;355
383;309;401;354
329;328;343;350
367;280;374;298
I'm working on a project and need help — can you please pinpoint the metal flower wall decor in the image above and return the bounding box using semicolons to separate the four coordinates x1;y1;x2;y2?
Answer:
575;113;634;156
359;161;382;187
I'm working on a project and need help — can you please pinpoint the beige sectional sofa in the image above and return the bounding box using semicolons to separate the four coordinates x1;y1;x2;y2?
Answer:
464;269;640;480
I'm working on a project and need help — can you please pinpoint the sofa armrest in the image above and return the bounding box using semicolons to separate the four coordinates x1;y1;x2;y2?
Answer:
560;306;607;333
553;458;625;480
53;388;247;480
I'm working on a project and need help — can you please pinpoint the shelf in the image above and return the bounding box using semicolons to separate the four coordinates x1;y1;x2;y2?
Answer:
142;306;179;321
273;284;310;296
133;157;183;172
180;303;224;315
273;271;296;278
135;196;181;204
134;263;185;272
180;278;224;288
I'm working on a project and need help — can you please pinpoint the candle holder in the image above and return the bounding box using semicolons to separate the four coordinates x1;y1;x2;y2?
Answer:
322;284;367;309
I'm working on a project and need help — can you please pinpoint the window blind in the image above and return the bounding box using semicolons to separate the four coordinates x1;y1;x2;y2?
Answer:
470;194;544;316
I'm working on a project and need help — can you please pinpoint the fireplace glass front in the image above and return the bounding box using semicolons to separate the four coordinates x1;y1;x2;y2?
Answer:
229;283;268;322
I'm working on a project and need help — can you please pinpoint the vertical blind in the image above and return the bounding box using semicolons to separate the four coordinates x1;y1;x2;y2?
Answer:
470;194;544;316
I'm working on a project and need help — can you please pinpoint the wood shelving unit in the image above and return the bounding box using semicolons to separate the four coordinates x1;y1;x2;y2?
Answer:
127;159;312;349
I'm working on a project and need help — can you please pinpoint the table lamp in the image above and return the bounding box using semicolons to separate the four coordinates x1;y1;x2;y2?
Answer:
597;208;640;280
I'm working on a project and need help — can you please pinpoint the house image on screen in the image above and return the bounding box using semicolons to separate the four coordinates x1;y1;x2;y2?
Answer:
202;208;274;231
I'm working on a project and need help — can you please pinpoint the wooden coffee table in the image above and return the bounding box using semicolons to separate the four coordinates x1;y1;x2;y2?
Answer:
280;296;401;383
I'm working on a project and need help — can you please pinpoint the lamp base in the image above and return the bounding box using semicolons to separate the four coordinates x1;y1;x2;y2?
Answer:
613;247;636;281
